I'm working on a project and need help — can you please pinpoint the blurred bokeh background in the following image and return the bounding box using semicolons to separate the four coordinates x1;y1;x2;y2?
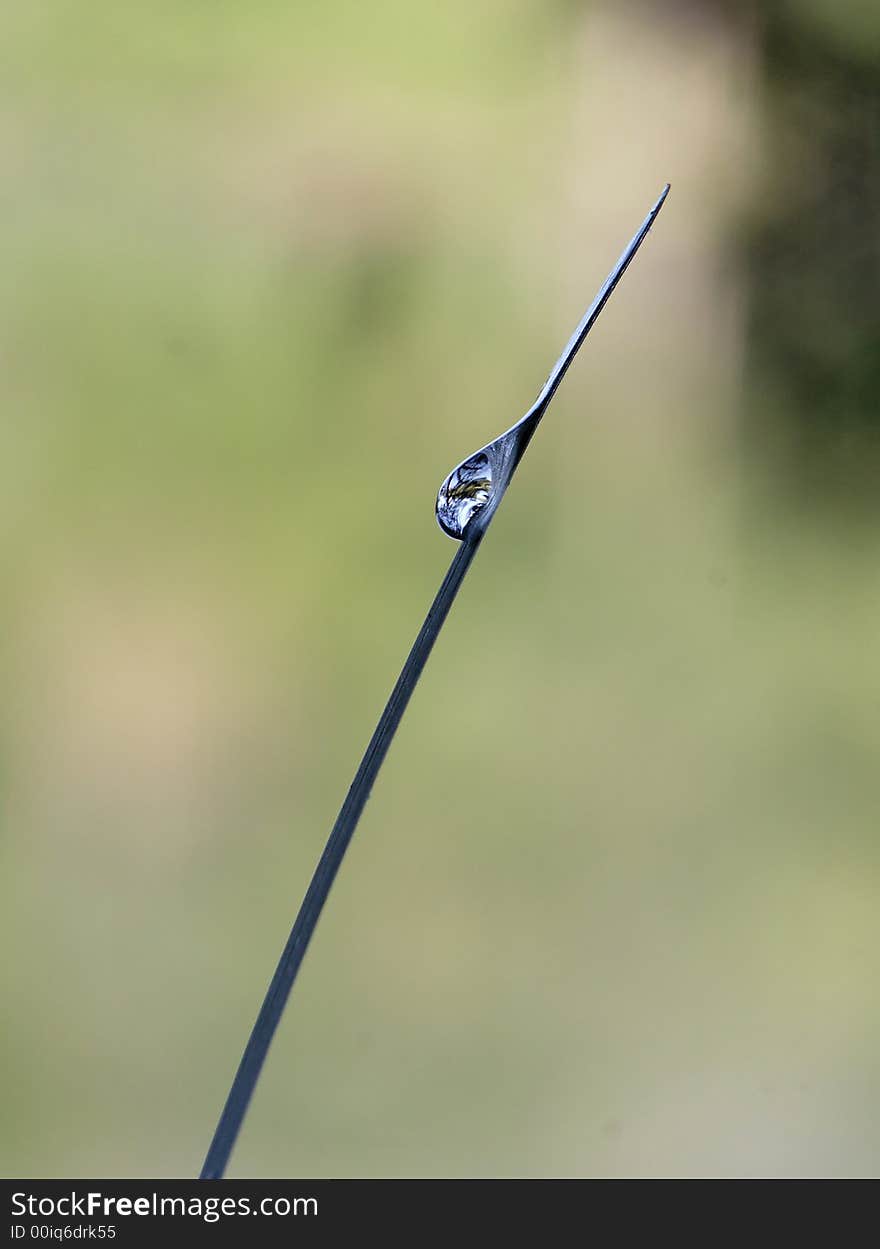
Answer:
2;0;879;1178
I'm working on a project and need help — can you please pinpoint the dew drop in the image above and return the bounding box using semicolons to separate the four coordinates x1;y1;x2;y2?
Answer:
435;452;493;540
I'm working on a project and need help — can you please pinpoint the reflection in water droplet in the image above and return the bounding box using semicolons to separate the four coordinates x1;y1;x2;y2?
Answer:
435;452;493;540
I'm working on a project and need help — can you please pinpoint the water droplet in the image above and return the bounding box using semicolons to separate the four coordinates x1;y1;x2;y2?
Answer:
435;452;493;540
435;411;538;540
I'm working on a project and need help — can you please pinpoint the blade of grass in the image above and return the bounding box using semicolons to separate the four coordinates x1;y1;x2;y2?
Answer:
200;185;669;1179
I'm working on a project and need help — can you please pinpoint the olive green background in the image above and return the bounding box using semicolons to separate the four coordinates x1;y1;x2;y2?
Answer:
2;1;879;1176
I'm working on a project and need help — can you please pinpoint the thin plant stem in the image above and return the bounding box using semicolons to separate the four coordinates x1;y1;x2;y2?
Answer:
200;184;669;1179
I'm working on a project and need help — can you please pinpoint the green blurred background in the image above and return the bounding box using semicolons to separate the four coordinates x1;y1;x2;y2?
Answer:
2;1;879;1178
